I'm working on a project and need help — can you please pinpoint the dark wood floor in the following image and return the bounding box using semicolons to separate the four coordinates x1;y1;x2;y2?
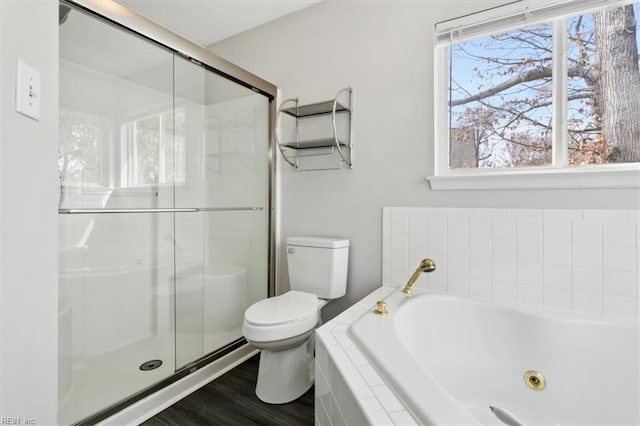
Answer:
142;354;315;426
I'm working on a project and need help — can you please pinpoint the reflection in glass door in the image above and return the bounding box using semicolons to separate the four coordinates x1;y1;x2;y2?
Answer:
173;55;269;369
58;3;270;424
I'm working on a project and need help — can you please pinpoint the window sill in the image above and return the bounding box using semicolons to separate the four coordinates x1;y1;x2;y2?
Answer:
427;167;640;191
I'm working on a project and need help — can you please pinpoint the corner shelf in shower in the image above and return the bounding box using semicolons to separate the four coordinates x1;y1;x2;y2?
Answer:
276;87;353;171
205;151;253;158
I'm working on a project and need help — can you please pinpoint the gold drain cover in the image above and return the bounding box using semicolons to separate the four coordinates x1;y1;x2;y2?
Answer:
524;370;546;391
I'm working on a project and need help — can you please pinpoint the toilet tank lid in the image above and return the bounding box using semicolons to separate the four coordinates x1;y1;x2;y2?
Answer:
287;236;349;249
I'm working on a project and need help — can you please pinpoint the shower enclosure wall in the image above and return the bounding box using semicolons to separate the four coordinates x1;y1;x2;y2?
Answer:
58;2;275;424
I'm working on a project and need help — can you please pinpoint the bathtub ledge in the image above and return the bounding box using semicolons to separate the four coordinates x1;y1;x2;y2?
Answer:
315;286;417;426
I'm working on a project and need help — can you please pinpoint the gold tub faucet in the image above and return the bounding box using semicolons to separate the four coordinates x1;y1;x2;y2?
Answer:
401;258;436;295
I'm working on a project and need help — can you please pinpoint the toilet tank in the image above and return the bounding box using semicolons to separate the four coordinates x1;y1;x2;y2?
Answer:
287;236;349;299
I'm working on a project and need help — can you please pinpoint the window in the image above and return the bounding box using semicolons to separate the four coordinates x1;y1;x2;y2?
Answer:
432;0;640;189
59;107;186;190
121;108;186;188
59;108;110;187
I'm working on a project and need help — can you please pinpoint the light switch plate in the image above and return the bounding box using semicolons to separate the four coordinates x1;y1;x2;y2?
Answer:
15;59;41;121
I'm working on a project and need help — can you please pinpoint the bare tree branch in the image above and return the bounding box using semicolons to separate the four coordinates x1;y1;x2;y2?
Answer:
451;67;552;106
451;65;596;106
497;133;551;152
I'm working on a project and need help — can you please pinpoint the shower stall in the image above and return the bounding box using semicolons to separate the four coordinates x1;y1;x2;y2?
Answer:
57;2;275;424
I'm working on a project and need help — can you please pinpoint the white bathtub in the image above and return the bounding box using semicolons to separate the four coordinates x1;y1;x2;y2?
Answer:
349;288;639;425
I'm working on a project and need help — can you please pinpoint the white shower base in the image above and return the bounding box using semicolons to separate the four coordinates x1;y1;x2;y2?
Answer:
59;333;174;425
59;329;241;425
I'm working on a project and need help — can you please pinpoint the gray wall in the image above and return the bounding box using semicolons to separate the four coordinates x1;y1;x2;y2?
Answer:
211;0;640;319
0;0;59;422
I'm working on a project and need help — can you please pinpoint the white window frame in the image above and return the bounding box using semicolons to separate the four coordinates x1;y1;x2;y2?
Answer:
429;0;640;190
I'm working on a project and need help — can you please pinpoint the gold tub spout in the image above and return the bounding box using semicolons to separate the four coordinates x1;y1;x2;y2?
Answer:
401;258;436;295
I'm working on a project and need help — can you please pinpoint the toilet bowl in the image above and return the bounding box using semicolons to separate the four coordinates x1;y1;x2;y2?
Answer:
243;236;349;404
244;291;319;403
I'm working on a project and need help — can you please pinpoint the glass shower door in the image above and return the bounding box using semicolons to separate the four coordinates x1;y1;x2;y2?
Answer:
59;3;272;424
58;6;178;424
173;56;270;369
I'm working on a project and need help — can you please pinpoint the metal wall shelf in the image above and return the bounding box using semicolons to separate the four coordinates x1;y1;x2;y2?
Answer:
279;138;350;150
276;87;353;171
281;100;350;118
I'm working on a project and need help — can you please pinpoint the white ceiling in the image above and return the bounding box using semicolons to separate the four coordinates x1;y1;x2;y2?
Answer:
117;0;322;47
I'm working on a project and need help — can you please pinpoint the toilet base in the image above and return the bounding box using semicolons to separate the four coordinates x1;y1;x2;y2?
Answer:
255;334;314;404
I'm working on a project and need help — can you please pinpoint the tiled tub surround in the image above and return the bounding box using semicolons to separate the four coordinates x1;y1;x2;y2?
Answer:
315;207;640;425
315;286;415;426
383;207;640;319
316;285;639;425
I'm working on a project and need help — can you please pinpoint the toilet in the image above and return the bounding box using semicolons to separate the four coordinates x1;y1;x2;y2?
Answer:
242;236;349;404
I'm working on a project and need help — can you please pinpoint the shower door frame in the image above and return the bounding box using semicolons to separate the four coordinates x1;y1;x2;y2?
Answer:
60;0;278;423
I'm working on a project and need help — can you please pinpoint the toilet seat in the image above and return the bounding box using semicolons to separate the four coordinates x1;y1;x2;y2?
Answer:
243;291;318;343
